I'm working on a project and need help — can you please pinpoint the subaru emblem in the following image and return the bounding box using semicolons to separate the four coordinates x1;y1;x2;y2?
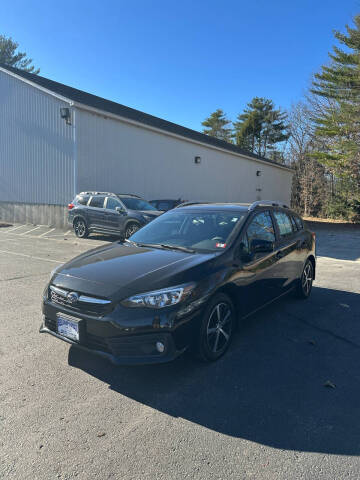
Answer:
67;292;79;304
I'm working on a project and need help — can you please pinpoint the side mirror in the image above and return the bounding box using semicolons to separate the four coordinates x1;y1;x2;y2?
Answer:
115;206;126;214
250;238;274;254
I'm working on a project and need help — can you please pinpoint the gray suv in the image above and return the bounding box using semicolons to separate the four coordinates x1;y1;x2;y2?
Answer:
68;192;162;239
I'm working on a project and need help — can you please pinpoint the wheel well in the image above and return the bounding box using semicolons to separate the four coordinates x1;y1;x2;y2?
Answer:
215;283;240;320
308;255;316;280
125;219;141;228
72;215;87;227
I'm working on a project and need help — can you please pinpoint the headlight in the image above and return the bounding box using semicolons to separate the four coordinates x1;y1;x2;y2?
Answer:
121;284;195;309
50;263;63;280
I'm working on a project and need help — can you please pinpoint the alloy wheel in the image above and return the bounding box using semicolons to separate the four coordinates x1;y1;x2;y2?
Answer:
125;223;139;239
302;262;313;296
206;302;233;354
75;220;86;238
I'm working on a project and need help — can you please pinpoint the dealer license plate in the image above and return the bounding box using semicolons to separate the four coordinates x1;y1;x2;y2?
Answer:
57;314;80;341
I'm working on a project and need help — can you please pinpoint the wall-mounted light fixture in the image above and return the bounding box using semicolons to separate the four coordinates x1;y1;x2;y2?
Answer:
60;107;71;125
256;170;262;176
194;156;201;164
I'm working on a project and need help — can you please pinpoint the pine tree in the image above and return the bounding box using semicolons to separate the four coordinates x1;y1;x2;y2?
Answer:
201;109;232;143
0;35;39;73
233;97;289;158
311;16;360;220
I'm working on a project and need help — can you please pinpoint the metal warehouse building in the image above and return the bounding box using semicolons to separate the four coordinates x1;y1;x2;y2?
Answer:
0;64;293;227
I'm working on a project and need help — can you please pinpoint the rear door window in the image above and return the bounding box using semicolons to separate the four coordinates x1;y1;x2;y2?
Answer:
273;211;293;237
89;196;105;208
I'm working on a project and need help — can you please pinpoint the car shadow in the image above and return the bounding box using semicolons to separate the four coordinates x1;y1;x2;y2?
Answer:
87;233;120;242
68;286;360;455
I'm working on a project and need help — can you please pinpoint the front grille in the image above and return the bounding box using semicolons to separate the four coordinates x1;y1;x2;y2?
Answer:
49;286;112;315
50;290;70;307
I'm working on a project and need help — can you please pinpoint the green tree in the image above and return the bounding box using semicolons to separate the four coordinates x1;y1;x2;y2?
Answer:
233;97;289;158
311;15;360;220
201;109;232;142
0;35;39;73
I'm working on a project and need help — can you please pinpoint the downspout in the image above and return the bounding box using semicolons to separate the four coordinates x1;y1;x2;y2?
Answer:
72;105;77;197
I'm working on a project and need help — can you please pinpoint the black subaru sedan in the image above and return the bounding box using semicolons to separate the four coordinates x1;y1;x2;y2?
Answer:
40;201;316;365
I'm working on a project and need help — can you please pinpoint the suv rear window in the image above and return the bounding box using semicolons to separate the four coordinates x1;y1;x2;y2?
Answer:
75;195;89;205
89;196;105;208
294;216;303;230
273;211;293;237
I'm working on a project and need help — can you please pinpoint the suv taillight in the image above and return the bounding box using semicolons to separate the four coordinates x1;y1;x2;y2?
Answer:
68;203;75;210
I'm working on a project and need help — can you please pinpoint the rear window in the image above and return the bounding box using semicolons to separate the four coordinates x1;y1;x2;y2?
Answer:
289;215;298;231
89;196;105;208
75;195;89;205
294;216;303;230
273;211;293;237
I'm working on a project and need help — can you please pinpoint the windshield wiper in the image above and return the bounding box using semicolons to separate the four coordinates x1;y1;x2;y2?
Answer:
158;244;195;253
127;242;195;253
123;239;138;246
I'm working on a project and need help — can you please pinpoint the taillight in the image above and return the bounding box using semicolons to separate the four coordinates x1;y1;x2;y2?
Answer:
68;203;75;210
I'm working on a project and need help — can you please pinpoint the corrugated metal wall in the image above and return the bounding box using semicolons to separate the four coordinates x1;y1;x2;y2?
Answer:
76;108;293;205
0;70;75;205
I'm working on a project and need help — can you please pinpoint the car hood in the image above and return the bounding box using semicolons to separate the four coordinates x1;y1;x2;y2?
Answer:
52;242;215;300
137;210;162;218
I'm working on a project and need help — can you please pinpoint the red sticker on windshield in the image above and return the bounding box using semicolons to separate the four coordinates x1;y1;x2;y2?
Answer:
215;242;226;248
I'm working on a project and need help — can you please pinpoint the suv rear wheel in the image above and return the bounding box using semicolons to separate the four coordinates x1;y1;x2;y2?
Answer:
74;218;89;239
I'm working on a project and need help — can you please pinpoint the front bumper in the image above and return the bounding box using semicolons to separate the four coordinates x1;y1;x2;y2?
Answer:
39;322;185;365
40;295;204;365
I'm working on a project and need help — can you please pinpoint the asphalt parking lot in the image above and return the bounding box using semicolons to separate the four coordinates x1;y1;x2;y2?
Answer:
1;222;360;479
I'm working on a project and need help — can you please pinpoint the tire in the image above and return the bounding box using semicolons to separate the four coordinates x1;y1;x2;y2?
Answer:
196;293;235;362
73;218;89;239
124;222;140;239
295;259;314;299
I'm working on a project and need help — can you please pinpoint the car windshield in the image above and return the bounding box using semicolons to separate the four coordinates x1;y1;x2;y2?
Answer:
119;197;157;211
129;210;246;252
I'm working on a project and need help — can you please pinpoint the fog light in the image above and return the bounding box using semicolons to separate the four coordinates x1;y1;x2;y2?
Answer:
156;341;165;353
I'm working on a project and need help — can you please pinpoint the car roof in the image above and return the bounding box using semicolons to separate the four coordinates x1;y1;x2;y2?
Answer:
174;201;295;213
175;202;251;212
150;199;178;202
116;193;142;198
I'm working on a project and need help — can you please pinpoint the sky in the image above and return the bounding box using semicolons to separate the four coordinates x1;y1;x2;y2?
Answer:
1;0;359;131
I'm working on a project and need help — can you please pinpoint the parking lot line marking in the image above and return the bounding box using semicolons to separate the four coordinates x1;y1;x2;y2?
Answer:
4;225;26;233
20;226;42;236
39;228;55;237
0;249;63;263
